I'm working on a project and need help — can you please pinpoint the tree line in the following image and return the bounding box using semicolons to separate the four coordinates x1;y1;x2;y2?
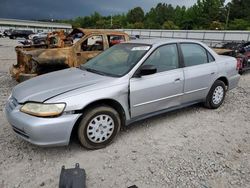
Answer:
60;0;250;30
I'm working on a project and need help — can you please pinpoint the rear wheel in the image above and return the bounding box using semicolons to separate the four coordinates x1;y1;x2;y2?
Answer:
78;106;121;149
204;80;226;109
239;69;244;75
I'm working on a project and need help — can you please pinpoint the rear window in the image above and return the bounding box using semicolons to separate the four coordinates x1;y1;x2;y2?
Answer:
180;43;213;67
108;35;125;47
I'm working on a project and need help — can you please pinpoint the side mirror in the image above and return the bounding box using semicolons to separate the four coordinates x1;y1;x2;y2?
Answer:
136;65;157;77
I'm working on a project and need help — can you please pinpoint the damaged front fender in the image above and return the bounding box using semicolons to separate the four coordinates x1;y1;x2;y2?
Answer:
11;46;72;82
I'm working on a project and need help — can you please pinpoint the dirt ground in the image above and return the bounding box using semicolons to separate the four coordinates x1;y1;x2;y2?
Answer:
0;38;249;188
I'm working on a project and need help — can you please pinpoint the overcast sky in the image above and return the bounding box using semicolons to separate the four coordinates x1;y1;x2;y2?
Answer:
0;0;231;20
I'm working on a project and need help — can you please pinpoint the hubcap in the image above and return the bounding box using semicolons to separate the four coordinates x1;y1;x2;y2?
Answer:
87;114;114;143
212;86;224;105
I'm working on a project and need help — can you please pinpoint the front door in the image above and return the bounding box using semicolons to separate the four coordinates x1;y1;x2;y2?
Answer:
129;44;184;118
76;35;105;66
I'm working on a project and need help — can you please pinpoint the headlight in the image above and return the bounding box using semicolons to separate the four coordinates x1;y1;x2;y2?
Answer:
20;102;66;117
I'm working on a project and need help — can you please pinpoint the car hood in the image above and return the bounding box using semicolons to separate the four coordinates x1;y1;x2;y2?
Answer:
12;68;113;103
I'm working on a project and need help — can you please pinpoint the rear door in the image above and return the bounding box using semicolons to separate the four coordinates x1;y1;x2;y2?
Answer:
180;43;217;103
129;44;184;118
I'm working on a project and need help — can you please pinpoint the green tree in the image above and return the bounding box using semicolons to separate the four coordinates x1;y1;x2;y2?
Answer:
182;0;225;29
96;19;108;29
127;7;144;24
163;21;179;29
174;6;186;27
144;3;177;29
209;21;224;30
61;0;250;31
112;14;127;28
228;19;250;30
133;22;144;29
229;0;250;22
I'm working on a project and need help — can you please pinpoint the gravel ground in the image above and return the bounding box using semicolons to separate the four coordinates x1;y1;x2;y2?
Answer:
0;38;249;188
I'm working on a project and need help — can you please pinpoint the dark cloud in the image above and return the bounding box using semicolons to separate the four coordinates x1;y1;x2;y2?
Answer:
0;0;198;20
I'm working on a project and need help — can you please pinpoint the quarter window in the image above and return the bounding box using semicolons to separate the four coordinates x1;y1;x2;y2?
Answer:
143;44;179;73
207;51;215;62
181;43;210;67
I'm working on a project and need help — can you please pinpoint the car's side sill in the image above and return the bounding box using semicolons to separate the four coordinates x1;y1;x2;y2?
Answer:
126;100;202;126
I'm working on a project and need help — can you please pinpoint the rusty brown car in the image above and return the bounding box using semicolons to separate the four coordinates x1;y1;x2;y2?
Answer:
11;28;129;81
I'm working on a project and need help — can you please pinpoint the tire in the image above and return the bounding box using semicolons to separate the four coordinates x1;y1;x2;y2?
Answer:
18;74;37;82
204;80;226;109
78;106;121;149
239;69;243;75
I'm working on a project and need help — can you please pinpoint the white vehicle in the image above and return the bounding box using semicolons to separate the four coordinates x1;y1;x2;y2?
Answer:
0;31;4;38
5;39;240;149
28;32;48;40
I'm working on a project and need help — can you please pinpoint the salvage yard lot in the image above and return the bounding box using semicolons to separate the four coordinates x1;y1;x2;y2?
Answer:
0;38;250;188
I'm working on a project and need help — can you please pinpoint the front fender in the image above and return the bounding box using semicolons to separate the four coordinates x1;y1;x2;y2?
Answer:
46;83;131;121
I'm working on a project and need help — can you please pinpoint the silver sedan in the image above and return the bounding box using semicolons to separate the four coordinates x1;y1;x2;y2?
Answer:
5;39;240;149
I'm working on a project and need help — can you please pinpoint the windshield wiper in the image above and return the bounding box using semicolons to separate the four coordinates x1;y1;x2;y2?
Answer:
82;67;119;77
84;68;107;76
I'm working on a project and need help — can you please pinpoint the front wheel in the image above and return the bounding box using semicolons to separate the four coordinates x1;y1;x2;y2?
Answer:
78;106;121;149
204;80;226;109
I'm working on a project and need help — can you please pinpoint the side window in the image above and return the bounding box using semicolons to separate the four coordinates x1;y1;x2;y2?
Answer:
143;44;179;73
180;43;208;67
81;35;103;51
108;35;125;47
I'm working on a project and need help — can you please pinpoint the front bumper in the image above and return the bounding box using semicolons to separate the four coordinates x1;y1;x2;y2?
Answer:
4;98;81;146
10;66;37;82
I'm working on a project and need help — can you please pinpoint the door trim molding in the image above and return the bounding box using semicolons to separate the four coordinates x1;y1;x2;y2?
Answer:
133;93;184;107
133;87;208;108
184;87;208;94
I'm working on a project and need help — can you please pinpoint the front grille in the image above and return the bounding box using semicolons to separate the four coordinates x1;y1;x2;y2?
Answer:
12;126;29;139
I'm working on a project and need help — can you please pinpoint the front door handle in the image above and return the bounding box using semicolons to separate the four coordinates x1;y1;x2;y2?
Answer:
211;72;215;75
76;52;81;56
174;78;181;82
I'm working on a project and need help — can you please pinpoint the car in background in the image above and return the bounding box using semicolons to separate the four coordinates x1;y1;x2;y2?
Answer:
5;39;240;149
213;41;250;74
3;29;13;37
9;30;34;39
0;31;4;38
28;32;48;40
11;28;129;82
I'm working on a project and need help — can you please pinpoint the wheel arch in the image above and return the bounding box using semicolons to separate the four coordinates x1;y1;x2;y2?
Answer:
70;99;126;140
216;76;229;89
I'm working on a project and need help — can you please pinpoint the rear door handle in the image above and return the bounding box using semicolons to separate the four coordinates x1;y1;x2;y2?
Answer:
211;72;215;75
76;52;81;56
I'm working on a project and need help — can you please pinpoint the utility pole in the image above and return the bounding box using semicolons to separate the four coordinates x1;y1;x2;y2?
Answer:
111;14;113;28
225;6;230;30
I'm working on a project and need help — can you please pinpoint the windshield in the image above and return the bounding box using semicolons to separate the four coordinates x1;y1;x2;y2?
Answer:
81;43;151;77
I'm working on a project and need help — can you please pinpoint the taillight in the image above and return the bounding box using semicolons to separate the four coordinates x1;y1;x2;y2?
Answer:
236;58;242;71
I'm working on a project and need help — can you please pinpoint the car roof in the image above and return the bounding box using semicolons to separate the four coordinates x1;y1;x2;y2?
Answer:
70;28;128;36
126;38;203;46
